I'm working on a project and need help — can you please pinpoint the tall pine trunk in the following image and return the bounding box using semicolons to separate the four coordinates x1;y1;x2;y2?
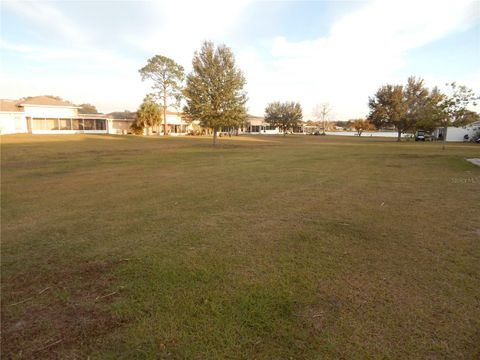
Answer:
213;128;218;146
442;126;447;150
163;86;167;136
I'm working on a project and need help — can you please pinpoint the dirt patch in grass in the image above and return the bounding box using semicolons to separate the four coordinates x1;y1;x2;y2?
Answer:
1;260;128;359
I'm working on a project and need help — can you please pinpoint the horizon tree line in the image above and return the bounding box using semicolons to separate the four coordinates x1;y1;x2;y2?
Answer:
133;41;479;146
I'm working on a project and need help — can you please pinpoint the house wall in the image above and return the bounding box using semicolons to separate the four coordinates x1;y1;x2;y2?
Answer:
158;114;191;135
22;105;78;118
166;113;183;125
0;112;28;134
445;124;480;142
109;119;134;134
434;122;480;142
249;125;281;134
30;118;108;134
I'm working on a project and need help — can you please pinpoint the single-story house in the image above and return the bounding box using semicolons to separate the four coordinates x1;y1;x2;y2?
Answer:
0;97;108;135
158;111;192;136
0;100;28;134
433;121;480;142
247;116;282;134
0;97;195;136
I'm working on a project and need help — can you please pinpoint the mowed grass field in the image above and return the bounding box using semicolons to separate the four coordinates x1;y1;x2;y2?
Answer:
1;134;480;359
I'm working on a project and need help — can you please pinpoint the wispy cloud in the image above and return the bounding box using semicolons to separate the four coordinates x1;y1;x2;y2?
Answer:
129;0;253;65
0;1;145;111
243;0;478;119
3;0;87;45
1;0;478;116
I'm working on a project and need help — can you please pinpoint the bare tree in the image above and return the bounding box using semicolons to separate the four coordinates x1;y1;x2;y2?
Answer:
313;103;332;134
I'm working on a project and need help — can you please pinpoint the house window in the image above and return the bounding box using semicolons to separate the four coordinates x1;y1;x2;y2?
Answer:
59;119;71;130
32;119;45;130
71;119;84;130
95;119;106;130
45;118;58;130
83;119;95;130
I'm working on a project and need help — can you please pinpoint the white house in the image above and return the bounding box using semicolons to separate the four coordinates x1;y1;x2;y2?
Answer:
1;97;108;135
0;97;195;136
434;121;480;142
0;100;28;134
247;116;282;134
159;111;192;136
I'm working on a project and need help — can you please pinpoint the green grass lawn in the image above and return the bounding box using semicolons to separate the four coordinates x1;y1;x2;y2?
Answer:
1;134;480;359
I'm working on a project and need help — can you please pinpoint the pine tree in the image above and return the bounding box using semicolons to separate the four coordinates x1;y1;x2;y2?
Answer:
139;55;184;136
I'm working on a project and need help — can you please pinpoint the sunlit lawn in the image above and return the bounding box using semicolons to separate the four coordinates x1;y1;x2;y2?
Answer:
2;134;479;359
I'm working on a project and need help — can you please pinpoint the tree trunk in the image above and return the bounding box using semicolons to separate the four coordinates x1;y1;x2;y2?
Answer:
163;87;167;136
442;126;447;150
397;130;402;142
213;128;218;146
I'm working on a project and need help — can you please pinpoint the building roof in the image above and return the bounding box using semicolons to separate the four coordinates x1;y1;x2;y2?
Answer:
19;96;77;107
166;110;182;116
0;99;22;112
75;113;107;119
110;118;135;122
247;115;265;126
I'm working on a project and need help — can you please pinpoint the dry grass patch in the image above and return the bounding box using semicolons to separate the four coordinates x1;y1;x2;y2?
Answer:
2;134;479;359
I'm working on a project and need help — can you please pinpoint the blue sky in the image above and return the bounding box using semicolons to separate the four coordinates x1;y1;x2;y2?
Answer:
1;0;479;119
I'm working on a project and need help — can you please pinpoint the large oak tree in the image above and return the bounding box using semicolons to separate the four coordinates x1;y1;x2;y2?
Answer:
368;77;430;141
264;101;303;135
439;82;479;149
183;41;248;146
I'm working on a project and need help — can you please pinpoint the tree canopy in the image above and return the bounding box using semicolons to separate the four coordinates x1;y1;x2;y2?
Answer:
183;41;248;145
368;77;432;141
132;95;162;135
139;55;185;135
77;103;99;114
264;101;303;135
368;77;479;144
441;82;479;127
349;119;373;136
436;82;479;148
108;110;137;120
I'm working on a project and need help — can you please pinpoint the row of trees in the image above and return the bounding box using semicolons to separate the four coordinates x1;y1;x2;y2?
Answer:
367;77;479;147
134;42;478;147
136;41;248;145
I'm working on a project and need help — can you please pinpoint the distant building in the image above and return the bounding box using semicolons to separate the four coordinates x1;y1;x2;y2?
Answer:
0;97;108;135
0;99;27;134
0;97;194;136
247;116;282;134
433;121;480;142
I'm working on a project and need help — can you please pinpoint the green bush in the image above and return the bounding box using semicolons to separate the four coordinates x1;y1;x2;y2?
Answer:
130;122;144;135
